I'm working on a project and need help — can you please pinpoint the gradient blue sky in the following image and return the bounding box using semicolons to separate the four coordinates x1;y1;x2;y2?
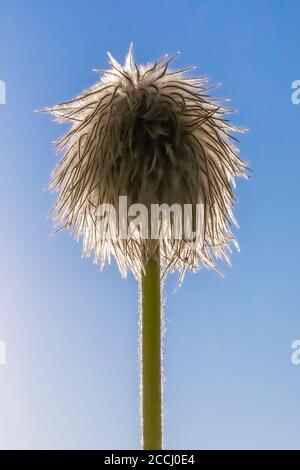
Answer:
1;0;300;450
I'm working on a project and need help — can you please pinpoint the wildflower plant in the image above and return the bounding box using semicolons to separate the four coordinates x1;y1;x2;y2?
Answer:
41;44;248;449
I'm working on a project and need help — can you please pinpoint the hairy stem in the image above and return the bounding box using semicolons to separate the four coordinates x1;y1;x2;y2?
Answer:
141;251;162;450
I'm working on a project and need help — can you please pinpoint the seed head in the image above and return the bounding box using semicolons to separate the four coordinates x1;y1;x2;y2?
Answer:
42;45;248;280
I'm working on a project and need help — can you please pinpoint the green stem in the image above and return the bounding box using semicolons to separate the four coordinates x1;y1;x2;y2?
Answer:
141;251;162;450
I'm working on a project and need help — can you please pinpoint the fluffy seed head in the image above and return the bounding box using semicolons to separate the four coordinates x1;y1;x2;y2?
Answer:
42;45;248;280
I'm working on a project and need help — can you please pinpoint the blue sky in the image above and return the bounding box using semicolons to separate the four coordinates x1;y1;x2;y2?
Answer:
0;0;300;449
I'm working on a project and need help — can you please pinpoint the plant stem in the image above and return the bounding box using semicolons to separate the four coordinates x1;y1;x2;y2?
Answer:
141;251;162;450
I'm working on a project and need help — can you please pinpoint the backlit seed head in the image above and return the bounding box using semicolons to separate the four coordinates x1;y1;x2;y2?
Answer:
42;44;248;280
